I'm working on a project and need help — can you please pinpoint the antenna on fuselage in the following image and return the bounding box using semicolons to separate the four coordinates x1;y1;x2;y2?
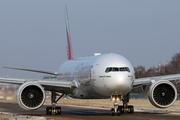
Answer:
65;5;73;60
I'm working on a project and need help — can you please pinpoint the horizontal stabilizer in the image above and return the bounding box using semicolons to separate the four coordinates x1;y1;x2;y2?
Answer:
3;66;59;75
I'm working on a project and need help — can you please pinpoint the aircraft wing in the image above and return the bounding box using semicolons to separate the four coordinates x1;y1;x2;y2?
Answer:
133;74;180;88
3;66;59;75
0;77;76;94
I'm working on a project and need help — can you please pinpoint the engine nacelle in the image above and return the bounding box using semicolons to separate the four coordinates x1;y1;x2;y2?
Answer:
17;81;46;110
148;80;177;108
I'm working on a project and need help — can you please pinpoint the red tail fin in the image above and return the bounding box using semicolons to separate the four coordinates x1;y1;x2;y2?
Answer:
65;6;73;60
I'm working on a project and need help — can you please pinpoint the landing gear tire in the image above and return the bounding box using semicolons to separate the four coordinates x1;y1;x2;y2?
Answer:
46;107;52;115
111;108;115;116
128;105;134;113
46;106;61;115
129;105;134;113
118;106;124;114
55;107;61;115
117;107;121;116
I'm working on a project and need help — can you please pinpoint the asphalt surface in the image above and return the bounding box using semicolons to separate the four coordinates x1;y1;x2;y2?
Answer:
0;102;179;120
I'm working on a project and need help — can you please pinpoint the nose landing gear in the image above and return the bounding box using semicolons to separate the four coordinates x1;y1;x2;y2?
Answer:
111;93;134;116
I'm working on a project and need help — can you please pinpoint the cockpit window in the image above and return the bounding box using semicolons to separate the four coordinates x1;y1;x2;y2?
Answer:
105;67;112;72
112;68;119;71
125;67;130;72
120;67;125;71
105;67;130;73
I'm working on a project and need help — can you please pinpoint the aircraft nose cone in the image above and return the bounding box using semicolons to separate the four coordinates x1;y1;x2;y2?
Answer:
108;73;134;95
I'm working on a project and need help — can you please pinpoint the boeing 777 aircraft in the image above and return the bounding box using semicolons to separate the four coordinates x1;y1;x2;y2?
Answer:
0;7;180;116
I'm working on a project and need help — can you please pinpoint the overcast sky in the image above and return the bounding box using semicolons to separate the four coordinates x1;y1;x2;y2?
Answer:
0;0;180;78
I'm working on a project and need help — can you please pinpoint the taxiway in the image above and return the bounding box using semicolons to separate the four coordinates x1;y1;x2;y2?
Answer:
0;102;179;120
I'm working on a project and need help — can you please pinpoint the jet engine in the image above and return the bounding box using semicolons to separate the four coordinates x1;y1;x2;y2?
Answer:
16;81;46;110
148;80;177;108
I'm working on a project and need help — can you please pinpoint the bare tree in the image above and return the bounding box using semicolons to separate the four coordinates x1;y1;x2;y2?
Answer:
168;52;180;74
134;66;146;78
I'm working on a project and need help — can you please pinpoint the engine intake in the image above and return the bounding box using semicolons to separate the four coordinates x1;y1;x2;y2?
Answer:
148;80;177;108
17;81;46;110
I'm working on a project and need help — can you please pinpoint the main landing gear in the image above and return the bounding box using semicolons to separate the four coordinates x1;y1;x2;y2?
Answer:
111;93;134;116
46;91;64;115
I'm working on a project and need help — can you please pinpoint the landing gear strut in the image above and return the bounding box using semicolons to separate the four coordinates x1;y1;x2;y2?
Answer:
46;91;64;115
111;93;134;116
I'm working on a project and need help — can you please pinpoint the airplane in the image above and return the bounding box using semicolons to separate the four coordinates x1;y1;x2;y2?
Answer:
0;6;180;116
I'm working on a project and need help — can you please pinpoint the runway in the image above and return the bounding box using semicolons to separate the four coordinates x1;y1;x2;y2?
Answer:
0;102;179;120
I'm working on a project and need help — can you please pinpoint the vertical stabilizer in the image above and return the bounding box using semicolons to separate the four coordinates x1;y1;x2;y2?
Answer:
65;6;73;60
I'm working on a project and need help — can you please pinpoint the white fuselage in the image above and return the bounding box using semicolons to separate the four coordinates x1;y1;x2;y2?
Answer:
57;53;135;99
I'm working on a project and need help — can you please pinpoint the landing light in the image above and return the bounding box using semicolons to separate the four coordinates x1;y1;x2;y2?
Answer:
112;97;119;101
